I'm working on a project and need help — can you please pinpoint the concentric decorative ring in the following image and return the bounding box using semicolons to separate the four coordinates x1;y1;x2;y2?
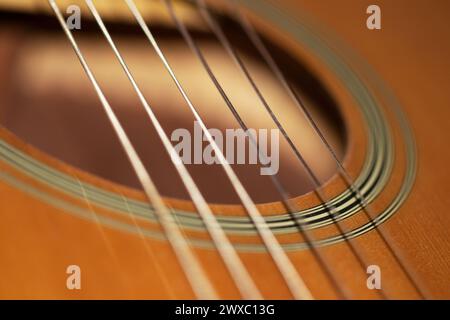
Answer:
0;0;416;251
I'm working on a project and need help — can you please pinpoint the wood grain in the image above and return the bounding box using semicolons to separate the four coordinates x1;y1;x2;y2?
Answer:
0;0;449;299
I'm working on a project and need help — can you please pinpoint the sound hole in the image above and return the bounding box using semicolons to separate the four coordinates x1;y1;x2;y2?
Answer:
0;9;346;204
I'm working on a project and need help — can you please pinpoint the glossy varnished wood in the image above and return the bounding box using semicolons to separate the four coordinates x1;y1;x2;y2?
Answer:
0;0;449;299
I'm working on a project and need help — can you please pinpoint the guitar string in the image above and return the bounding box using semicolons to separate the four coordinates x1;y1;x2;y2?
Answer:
49;0;218;300
72;170;131;292
226;0;427;298
120;191;176;298
163;0;347;299
85;0;263;300
125;0;313;300
193;0;389;299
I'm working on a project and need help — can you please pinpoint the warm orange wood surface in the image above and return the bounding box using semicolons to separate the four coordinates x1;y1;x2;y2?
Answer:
0;0;449;299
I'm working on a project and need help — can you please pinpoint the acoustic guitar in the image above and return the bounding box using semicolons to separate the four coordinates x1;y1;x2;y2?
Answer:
0;0;449;300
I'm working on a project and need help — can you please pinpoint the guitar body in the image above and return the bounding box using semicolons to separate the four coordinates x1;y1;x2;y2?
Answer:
0;0;449;299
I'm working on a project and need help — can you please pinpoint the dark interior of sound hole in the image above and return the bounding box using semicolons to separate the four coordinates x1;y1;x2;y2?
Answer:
0;9;347;205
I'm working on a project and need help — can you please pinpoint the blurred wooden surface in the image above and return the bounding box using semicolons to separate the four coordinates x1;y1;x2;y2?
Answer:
0;0;449;299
